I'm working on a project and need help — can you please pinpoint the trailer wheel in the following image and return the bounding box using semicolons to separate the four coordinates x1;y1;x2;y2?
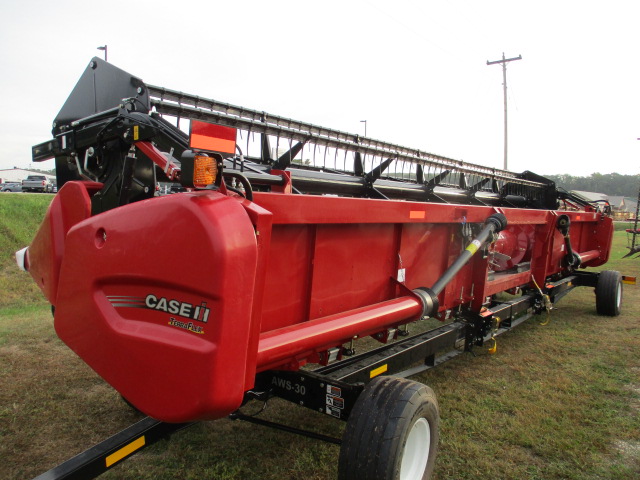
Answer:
338;376;439;480
595;270;622;316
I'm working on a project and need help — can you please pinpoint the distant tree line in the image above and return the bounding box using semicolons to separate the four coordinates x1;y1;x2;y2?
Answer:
545;173;639;197
26;167;56;175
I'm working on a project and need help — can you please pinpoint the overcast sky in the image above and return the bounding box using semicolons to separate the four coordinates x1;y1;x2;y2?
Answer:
1;0;638;176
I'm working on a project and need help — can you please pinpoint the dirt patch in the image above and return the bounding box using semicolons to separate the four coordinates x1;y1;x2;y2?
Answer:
626;366;640;411
614;440;640;457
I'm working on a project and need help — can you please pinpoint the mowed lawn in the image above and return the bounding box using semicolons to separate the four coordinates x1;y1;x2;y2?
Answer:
1;193;638;480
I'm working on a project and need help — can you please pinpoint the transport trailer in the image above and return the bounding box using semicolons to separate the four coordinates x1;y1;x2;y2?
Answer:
21;58;632;480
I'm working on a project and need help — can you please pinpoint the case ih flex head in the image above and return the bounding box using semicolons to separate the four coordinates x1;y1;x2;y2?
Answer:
22;58;630;480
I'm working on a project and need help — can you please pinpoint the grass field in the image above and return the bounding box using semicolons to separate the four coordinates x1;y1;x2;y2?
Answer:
1;194;639;479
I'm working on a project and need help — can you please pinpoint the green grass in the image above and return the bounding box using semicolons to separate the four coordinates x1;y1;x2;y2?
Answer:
1;198;639;479
0;194;53;309
614;220;640;232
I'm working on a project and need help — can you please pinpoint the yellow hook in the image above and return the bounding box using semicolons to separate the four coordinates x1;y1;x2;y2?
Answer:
488;337;497;355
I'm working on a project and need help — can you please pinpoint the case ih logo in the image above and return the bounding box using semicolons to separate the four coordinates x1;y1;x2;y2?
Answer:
107;294;211;323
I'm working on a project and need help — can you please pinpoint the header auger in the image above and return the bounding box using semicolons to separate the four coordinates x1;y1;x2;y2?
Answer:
22;57;632;480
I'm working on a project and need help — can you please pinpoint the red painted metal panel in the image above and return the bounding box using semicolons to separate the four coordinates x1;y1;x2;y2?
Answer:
250;193;614;327
260;225;315;331
252;193;498;225
239;200;273;390
25;184;615;423
398;224;452;290
26;181;99;304
308;224;397;320
588;215;614;267
52;191;258;422
484;271;533;297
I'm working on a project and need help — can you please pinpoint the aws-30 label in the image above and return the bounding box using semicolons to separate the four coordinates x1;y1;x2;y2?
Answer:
271;376;307;395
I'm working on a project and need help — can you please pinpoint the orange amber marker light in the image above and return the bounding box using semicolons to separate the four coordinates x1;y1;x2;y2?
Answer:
193;155;218;187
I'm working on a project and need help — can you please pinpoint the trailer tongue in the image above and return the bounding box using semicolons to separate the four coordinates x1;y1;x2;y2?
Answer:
22;57;630;480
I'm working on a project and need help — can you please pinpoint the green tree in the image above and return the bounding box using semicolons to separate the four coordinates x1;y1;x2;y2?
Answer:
545;173;639;197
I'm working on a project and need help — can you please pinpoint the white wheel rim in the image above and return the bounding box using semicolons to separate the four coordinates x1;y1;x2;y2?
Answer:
616;282;622;309
400;417;431;480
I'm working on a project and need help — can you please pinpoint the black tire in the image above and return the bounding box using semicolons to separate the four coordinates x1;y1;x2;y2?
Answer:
595;270;622;316
338;376;439;480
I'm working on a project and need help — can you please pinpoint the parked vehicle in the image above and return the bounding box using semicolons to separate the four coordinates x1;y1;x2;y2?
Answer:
21;175;51;192
45;180;58;193
0;182;22;192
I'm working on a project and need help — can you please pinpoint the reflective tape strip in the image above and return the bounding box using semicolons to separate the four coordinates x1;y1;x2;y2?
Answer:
105;436;146;468
191;134;236;153
369;364;388;379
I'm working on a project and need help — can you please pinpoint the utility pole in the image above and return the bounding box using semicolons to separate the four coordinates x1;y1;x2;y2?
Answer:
360;120;367;137
487;52;522;170
633;139;640;251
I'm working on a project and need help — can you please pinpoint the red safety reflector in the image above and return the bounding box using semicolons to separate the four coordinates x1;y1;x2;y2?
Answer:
410;211;425;219
190;120;237;154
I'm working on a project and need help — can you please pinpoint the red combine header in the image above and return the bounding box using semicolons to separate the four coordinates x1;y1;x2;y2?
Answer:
21;58;630;480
